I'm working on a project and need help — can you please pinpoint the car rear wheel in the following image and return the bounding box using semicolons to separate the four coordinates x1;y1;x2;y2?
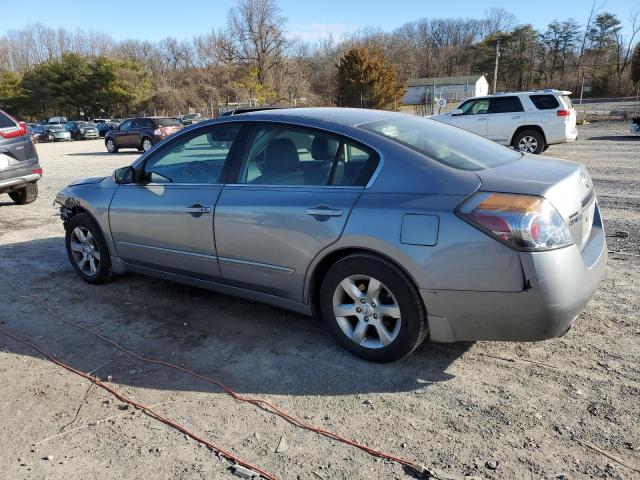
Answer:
45;132;54;142
9;182;38;205
65;213;112;285
514;130;545;154
106;138;118;153
320;254;427;362
142;137;153;152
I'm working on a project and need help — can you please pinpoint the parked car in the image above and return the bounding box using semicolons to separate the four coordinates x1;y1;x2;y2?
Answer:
432;89;577;154
631;116;640;134
47;116;67;125
104;117;183;153
65;121;99;140
41;124;72;142
56;108;606;362
96;121;120;138
26;124;44;142
0;109;42;204
180;113;203;125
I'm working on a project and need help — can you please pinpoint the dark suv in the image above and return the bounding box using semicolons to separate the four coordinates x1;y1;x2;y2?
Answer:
0;109;42;204
105;117;182;153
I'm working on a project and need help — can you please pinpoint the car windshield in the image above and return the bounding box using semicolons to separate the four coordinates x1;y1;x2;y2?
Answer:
361;116;522;171
155;118;181;127
48;125;65;131
77;121;94;127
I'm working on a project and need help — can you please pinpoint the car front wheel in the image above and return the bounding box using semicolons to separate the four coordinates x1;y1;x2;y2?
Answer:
142;137;153;152
106;138;118;153
320;254;427;362
65;213;113;285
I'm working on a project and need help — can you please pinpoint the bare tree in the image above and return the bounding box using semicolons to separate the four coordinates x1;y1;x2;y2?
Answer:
227;0;289;85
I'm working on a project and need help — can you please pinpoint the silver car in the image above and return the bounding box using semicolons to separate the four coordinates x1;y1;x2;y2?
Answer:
55;108;606;362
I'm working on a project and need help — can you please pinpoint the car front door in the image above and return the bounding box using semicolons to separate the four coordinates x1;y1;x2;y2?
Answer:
126;119;143;148
449;98;489;137
487;96;525;144
214;124;379;302
113;119;133;148
109;123;242;278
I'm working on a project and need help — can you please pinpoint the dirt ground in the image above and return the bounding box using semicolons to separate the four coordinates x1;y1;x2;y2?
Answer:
0;122;638;480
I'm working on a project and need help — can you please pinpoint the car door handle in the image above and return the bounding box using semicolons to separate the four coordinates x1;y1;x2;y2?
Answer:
306;207;342;217
477;118;487;121
511;115;522;119
185;204;212;214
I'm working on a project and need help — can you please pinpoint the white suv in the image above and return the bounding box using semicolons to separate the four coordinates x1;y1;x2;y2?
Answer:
432;90;577;154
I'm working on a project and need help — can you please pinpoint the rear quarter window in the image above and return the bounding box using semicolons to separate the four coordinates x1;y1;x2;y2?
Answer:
0;111;16;128
530;95;560;110
155;118;181;127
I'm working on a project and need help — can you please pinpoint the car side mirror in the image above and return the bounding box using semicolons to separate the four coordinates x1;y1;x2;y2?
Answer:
113;166;135;184
452;108;464;116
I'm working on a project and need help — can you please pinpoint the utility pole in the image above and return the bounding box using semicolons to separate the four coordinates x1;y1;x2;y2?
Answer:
634;79;639;117
579;72;585;106
493;40;500;94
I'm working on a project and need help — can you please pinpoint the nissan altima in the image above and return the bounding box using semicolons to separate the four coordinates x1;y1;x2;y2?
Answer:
55;108;606;362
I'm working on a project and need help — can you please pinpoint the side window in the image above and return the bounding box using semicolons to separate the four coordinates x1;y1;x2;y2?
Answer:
132;119;142;129
120;120;132;131
460;99;489;115
489;96;524;114
143;119;154;128
530;94;560;110
143;124;240;184
237;126;377;187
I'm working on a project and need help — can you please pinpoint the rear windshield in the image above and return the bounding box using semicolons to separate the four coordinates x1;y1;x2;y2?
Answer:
530;94;560;110
155;118;181;127
361;116;521;171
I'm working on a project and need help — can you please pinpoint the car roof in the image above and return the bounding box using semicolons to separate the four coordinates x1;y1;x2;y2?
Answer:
227;107;406;127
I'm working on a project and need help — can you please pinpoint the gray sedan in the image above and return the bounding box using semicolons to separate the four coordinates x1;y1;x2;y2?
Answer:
55;108;606;362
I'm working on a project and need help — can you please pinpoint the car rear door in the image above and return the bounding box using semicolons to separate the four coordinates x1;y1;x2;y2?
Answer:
486;96;525;144
109;123;242;278
448;99;489;137
214;123;379;302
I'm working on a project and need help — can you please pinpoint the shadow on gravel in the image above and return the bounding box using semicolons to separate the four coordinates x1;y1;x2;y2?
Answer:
587;135;640;141
65;151;140;157
0;237;471;397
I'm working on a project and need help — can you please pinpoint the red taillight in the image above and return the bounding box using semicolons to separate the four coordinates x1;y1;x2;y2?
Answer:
32;168;43;175
557;109;570;117
0;120;27;139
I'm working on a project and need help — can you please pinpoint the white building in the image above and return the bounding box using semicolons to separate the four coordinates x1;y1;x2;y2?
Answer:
402;74;489;105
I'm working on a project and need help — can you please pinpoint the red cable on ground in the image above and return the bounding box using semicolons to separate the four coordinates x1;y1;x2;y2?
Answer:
0;326;278;480
0;276;427;476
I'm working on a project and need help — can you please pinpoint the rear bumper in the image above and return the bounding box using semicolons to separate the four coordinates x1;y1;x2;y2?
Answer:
0;173;41;192
422;204;607;342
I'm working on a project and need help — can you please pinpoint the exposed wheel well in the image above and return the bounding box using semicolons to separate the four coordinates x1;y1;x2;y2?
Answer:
511;125;546;146
307;247;424;316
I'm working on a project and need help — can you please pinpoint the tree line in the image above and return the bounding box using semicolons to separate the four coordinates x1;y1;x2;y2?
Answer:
0;0;638;120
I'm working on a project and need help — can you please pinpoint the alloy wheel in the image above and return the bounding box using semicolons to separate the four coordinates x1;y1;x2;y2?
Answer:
106;139;115;152
518;136;538;153
332;275;401;349
69;226;101;276
142;139;152;151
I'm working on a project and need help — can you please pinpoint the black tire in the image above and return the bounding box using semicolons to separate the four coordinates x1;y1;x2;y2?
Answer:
106;138;118;153
9;182;38;205
45;132;54;142
65;213;113;285
513;129;545;154
320;254;427;363
141;137;153;152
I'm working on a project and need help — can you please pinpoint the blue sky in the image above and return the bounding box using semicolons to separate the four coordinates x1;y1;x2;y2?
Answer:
1;0;637;42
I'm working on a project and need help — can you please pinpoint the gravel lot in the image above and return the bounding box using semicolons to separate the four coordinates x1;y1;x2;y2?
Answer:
0;122;638;480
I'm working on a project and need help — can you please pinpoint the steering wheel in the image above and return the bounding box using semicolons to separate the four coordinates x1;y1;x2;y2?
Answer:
182;162;212;183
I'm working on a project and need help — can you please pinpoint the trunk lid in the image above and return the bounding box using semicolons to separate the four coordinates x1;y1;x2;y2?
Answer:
475;154;596;250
